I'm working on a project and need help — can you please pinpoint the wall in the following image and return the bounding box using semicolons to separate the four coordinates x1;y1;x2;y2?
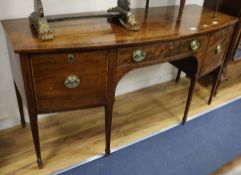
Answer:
0;0;204;130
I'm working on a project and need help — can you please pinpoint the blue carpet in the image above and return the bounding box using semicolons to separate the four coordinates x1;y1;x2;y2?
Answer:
55;98;241;175
234;42;241;61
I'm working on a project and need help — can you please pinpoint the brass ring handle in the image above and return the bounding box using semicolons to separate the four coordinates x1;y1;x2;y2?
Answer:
216;44;222;54
64;75;80;89
133;49;146;63
190;40;200;51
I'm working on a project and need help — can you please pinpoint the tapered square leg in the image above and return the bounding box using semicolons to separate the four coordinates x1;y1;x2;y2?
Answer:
182;75;197;125
177;0;186;21
145;0;150;9
176;69;182;83
104;102;114;156
14;83;26;128
29;114;43;169
214;80;221;97
208;66;222;105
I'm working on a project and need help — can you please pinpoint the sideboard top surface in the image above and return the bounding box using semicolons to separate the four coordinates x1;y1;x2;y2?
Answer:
1;5;238;54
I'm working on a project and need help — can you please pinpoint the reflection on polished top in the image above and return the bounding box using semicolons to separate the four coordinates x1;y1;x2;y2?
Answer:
2;5;238;53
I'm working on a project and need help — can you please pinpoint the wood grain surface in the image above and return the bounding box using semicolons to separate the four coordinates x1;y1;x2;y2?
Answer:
1;5;238;53
31;51;108;113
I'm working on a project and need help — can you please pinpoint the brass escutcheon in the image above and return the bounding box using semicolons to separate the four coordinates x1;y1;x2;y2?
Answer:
169;42;174;50
216;44;222;54
68;54;75;64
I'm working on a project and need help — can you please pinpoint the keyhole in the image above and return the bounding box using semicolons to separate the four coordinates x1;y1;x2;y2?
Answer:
68;54;75;64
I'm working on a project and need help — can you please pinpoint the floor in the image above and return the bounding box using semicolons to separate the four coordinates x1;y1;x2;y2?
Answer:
213;155;241;175
1;76;241;175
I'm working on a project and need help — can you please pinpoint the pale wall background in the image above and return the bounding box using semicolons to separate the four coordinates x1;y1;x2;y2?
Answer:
0;0;204;130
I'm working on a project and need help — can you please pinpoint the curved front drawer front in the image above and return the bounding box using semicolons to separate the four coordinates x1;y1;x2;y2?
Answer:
200;26;233;76
117;35;208;68
31;51;108;112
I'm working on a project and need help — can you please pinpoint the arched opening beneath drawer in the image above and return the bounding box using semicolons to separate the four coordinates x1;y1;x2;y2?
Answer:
114;56;199;97
169;57;199;79
115;63;177;96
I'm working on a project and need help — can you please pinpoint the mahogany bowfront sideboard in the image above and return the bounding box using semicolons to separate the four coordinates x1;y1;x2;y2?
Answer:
1;5;238;168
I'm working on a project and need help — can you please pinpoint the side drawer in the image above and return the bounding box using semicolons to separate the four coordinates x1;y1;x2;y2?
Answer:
200;26;233;76
117;35;208;68
31;51;108;113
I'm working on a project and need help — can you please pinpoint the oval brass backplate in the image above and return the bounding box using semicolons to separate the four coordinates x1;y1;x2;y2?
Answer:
133;49;146;63
64;75;80;89
190;40;200;51
68;54;75;64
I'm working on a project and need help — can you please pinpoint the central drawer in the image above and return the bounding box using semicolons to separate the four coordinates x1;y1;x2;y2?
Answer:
31;51;108;113
117;35;208;68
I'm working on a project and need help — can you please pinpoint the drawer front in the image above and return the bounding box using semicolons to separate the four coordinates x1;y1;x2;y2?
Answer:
31;51;108;112
117;35;208;68
200;26;233;76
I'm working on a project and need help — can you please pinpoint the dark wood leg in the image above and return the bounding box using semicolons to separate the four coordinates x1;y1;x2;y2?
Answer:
104;102;114;156
14;83;26;128
177;0;186;21
29;113;43;169
182;75;197;125
214;71;223;97
214;79;221;97
213;0;222;18
208;66;222;105
176;69;182;83
145;0;150;9
20;55;43;168
105;50;116;156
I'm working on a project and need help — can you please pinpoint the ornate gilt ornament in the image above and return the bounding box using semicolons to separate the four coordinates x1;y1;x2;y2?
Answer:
29;0;53;40
108;0;140;31
29;0;140;41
